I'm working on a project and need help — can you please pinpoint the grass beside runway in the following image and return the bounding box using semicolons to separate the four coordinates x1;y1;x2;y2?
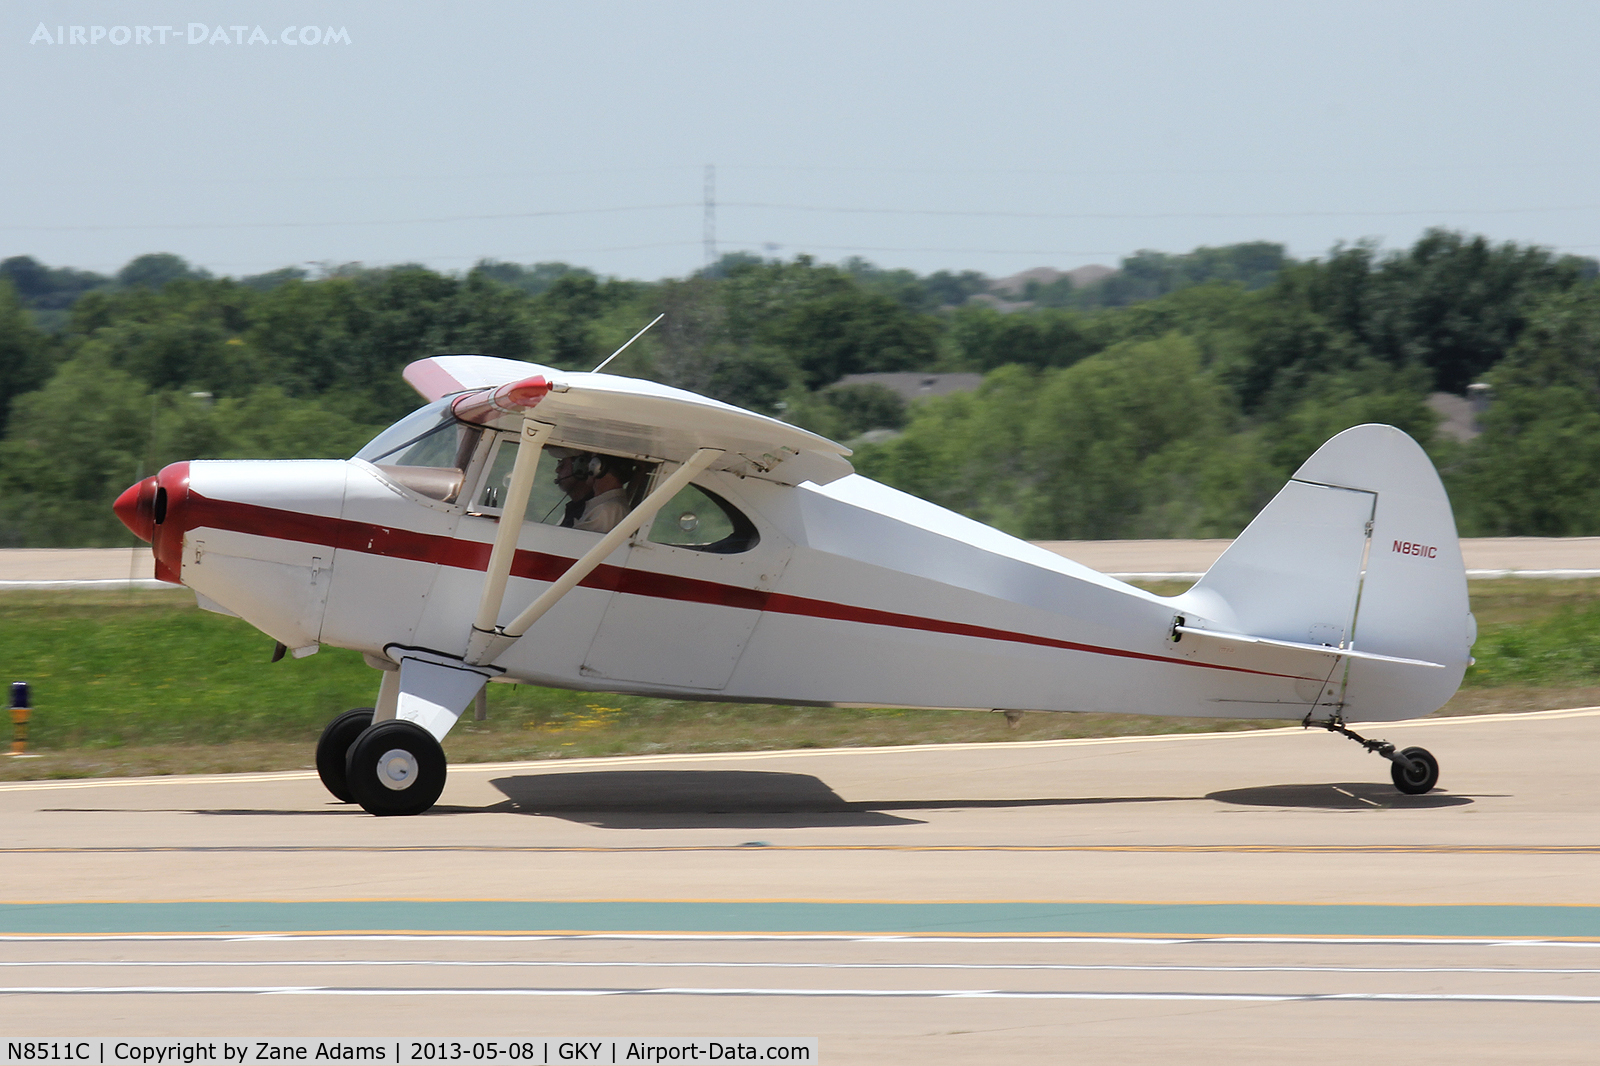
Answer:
3;900;1600;939
1;579;1597;780
0;587;1288;777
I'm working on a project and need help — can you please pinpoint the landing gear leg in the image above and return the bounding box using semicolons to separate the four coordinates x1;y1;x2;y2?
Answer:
1306;716;1439;795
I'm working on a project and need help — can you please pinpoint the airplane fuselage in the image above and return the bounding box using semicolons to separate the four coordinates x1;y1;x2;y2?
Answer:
144;453;1344;722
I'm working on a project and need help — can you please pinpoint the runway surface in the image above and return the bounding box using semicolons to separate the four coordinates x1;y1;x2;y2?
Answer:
4;537;1598;585
4;708;1600;1063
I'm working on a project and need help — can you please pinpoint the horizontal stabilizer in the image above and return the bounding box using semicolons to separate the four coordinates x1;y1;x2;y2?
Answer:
1173;624;1446;670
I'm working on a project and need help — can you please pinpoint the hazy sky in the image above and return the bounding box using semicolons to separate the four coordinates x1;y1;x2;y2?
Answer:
6;1;1599;282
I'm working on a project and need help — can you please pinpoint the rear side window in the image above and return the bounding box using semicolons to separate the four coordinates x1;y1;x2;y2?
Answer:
648;484;759;554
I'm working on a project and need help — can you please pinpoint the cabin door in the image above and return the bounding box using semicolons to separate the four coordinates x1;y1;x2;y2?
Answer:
580;481;789;692
580;542;790;692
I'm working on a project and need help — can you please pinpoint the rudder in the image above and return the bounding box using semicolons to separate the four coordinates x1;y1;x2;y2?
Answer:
1176;424;1472;721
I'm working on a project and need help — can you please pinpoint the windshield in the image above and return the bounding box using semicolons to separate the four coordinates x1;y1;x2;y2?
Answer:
354;400;458;464
354;399;482;503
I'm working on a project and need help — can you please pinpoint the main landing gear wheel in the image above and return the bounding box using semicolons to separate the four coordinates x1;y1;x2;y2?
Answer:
1390;746;1439;795
315;707;374;803
345;719;447;816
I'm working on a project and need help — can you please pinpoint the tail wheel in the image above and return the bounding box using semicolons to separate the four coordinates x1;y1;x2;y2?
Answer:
346;719;447;816
314;707;374;803
1390;746;1439;795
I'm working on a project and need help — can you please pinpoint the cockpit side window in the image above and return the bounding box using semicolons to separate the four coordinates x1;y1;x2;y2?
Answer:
472;438;655;528
473;440;570;524
648;484;759;554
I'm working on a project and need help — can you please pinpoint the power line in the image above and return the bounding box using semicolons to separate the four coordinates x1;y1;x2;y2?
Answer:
722;238;1600;258
12;199;1600;236
53;242;705;275
0;204;699;233
723;201;1600;221
57;234;1600;278
722;240;1134;257
4;160;1592;189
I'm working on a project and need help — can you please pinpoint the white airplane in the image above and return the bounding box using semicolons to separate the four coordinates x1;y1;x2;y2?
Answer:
113;354;1474;815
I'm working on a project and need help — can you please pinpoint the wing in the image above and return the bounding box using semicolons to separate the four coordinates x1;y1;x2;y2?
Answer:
403;355;853;487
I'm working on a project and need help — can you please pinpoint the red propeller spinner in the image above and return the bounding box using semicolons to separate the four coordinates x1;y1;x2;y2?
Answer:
112;462;191;583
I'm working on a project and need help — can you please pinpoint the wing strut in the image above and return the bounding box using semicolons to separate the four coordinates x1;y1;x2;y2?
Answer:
465;447;724;665
467;417;556;656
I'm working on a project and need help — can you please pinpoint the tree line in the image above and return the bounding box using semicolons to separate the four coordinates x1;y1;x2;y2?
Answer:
1;230;1597;546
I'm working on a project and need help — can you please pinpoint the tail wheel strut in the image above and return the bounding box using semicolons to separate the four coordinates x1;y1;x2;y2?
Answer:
1308;717;1440;795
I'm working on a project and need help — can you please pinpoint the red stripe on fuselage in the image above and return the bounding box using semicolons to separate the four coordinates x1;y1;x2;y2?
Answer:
176;489;1315;681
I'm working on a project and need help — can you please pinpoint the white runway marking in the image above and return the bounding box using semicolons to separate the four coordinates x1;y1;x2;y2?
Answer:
6;985;1600;1004
1331;786;1383;807
7;959;1600;975
7;932;1600;947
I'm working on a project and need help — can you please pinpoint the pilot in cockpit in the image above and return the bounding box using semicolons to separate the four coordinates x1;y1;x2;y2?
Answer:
554;452;637;534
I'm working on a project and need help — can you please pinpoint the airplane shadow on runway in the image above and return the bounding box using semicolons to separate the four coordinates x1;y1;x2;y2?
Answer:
478;769;1192;829
1207;782;1475;809
38;775;1474;823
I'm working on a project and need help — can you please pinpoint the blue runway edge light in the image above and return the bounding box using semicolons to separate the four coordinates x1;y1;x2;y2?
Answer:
2;900;1598;939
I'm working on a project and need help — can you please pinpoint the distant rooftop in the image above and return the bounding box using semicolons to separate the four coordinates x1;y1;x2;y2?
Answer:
1428;385;1492;443
989;264;1117;297
832;372;985;402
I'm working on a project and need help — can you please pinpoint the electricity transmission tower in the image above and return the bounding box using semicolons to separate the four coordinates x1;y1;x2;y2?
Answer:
703;164;716;269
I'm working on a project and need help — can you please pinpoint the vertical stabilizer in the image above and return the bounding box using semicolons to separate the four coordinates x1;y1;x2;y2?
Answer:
1175;424;1472;721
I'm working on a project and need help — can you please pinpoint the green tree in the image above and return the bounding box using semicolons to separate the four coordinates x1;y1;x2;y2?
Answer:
0;279;53;435
1016;334;1245;538
1256;361;1439;476
1061;242;1289;309
0;255;110;312
717;257;939;389
1453;284;1600;535
946;306;1097;371
116;253;210;290
0;358;159;545
0;357;384;547
248;266;541;420
470;260;589;297
857;335;1265;538
766;282;937;388
1293;230;1587;393
784;383;907;441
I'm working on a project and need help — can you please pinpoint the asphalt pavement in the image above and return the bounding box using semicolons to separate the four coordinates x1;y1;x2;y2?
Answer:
5;538;1598;584
4;708;1599;1063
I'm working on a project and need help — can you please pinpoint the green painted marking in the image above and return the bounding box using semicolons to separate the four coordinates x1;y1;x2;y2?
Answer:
2;901;1599;938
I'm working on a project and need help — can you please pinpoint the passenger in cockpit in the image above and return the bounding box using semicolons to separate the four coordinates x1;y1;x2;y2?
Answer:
555;452;637;534
553;453;593;528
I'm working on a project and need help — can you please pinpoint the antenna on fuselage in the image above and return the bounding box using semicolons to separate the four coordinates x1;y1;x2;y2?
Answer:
591;313;665;374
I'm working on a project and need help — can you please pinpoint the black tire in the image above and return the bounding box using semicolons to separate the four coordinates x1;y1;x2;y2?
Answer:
315;707;374;803
345;719;447;816
1390;746;1439;795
